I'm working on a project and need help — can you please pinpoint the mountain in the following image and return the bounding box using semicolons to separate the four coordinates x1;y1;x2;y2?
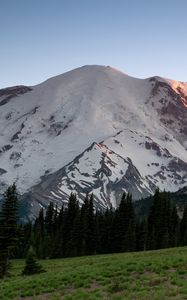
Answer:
134;187;187;220
0;65;186;217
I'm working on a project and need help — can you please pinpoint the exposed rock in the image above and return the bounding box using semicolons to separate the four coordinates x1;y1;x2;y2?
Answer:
9;151;22;161
0;86;32;106
0;168;7;175
0;144;13;154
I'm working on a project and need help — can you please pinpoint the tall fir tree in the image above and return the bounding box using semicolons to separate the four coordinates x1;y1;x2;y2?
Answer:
33;208;45;258
63;193;79;257
44;202;55;258
51;205;65;258
180;204;187;246
170;205;179;247
135;219;147;251
0;184;18;278
147;190;172;250
87;194;96;255
114;193;136;252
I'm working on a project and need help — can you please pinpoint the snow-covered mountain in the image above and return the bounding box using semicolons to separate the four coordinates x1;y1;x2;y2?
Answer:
0;65;186;216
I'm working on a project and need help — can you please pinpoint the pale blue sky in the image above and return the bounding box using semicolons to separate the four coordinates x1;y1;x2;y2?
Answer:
1;0;187;88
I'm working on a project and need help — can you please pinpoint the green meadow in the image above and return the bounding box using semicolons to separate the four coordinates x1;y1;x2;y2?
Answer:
1;247;187;300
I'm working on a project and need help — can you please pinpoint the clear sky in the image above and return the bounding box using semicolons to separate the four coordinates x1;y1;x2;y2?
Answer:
1;0;187;88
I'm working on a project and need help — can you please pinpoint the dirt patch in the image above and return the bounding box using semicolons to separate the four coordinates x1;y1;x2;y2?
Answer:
168;268;177;273
130;271;138;278
149;278;162;286
65;286;75;293
143;270;157;276
86;281;101;291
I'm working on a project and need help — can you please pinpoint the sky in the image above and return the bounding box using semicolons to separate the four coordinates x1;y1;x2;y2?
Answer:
1;0;187;88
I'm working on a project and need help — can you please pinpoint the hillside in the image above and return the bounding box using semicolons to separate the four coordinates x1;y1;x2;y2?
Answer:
2;247;187;299
0;65;186;216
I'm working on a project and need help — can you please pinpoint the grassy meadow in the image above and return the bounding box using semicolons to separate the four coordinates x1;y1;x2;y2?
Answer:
1;247;187;299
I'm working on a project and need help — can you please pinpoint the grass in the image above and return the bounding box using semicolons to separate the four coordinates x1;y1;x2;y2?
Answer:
1;247;187;299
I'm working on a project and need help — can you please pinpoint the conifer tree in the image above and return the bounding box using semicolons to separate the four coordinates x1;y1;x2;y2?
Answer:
114;193;127;252
102;206;115;253
114;193;136;252
180;205;187;246
125;193;136;251
44;202;55;257
34;208;45;258
80;194;90;255
147;190;172;249
170;205;179;247
87;194;96;255
0;184;18;278
95;210;106;254
63;193;79;257
51;205;64;258
22;221;32;257
136;219;147;251
22;246;44;276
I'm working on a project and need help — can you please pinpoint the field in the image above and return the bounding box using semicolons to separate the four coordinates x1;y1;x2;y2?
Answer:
1;247;187;299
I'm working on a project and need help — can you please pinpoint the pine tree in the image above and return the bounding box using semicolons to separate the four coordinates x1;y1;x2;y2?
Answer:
114;193;136;253
22;221;32;257
44;202;55;258
180;205;187;246
80;194;90;255
22;246;44;275
63;193;79;257
0;184;18;278
170;205;179;247
87;194;96;255
33;209;45;258
136;219;147;251
102;206;115;253
147;190;172;250
51;205;64;258
95;210;106;254
125;193;136;251
114;193;127;252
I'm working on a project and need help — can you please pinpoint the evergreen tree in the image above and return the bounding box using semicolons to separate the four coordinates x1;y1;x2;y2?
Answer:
80;194;90;255
44;202;55;258
0;184;18;278
80;194;96;255
63;193;79;257
33;209;45;258
170;205;179;247
124;193;136;251
113;193;127;252
114;193;136;252
95;210;106;254
180;205;187;246
22;246;44;275
102;206;115;253
71;209;82;256
147;190;172;250
135;219;147;251
22;221;32;257
51;205;64;258
15;224;25;258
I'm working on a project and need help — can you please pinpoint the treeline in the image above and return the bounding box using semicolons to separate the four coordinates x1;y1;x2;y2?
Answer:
14;189;187;260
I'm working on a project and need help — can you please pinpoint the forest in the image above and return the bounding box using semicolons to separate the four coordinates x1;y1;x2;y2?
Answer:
0;184;187;277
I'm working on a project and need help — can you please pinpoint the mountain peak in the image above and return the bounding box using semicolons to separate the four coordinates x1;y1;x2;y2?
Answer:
0;66;186;217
